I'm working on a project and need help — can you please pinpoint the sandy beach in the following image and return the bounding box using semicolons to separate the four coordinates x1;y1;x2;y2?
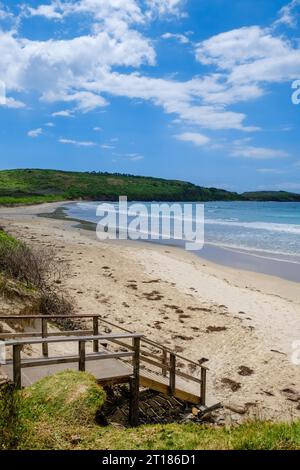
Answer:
1;202;300;422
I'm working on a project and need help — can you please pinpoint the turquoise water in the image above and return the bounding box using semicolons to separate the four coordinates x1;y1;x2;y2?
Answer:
64;201;300;264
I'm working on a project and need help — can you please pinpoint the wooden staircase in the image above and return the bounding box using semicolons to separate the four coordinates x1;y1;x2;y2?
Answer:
0;314;212;424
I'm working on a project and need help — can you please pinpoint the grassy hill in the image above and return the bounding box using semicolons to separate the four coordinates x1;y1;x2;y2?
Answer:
243;191;300;202
1;371;299;450
0;169;299;204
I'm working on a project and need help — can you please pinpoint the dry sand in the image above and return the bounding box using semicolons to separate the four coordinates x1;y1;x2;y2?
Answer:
1;202;300;422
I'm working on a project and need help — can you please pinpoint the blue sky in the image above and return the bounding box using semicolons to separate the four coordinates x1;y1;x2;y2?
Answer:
0;0;300;192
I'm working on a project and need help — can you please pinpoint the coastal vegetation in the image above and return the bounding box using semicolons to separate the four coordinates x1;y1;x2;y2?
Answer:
0;371;299;450
0;228;73;315
0;169;300;205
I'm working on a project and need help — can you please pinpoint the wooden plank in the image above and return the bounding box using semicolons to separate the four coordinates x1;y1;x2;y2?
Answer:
41;318;48;358
139;374;201;405
162;348;168;377
13;344;21;389
5;351;134;368
201;367;207;406
93;317;99;353
0;330;94;340
140;354;171;371
0;315;101;320
131;337;140;426
129;376;139;427
4;332;144;346
97;375;132;385
78;340;86;371
109;339;166;363
169;353;176;396
175;370;201;384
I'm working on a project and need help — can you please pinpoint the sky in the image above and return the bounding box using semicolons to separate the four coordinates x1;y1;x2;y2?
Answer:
0;0;300;193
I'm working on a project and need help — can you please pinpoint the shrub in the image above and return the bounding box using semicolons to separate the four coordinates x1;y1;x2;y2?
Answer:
0;229;74;315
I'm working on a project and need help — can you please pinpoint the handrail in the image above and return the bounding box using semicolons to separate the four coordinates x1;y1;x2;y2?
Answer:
96;316;209;370
0;314;100;320
0;313;208;406
0;314;208;368
3;332;143;346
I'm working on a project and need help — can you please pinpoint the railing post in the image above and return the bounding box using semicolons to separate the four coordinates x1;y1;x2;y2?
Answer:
41;318;48;357
93;317;99;353
78;340;86;372
200;367;207;406
13;344;22;389
129;337;140;426
169;353;176;395
162;348;167;377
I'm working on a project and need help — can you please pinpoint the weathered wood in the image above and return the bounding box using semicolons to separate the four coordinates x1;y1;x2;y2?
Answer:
93;317;99;353
5;332;143;346
97;317;209;369
162;348;167;377
133;337;140;384
7;351;134;368
175;370;201;384
0;329;94;340
130;337;140;426
129;376;139;427
13;344;21;389
140;374;201;404
200;367;207;406
41;318;48;357
139;354;171;371
78;340;86;372
169;353;176;396
97;375;132;386
0;314;102;320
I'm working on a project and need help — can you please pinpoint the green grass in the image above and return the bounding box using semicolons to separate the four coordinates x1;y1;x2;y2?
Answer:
0;229;20;248
0;169;299;205
1;371;299;450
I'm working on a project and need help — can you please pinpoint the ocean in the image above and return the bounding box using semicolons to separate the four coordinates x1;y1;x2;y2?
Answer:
62;201;300;280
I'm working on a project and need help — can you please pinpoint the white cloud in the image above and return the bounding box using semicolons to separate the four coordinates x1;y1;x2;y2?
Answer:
231;145;289;160
93;127;103;132
44;91;108;113
59;138;96;147
175;132;210;146
84;70;256;130
161;32;189;44
274;0;300;28
196;26;289;69
27;3;64;20
28;128;43;138
1;1;298;142
0;3;265;132
0;3;13;20
45;122;55;127
52;110;74;117
146;0;186;17
2;97;26;108
129;155;144;161
101;144;115;149
196;26;300;85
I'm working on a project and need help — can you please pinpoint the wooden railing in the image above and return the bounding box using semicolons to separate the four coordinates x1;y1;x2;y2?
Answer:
3;331;142;426
0;314;208;406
